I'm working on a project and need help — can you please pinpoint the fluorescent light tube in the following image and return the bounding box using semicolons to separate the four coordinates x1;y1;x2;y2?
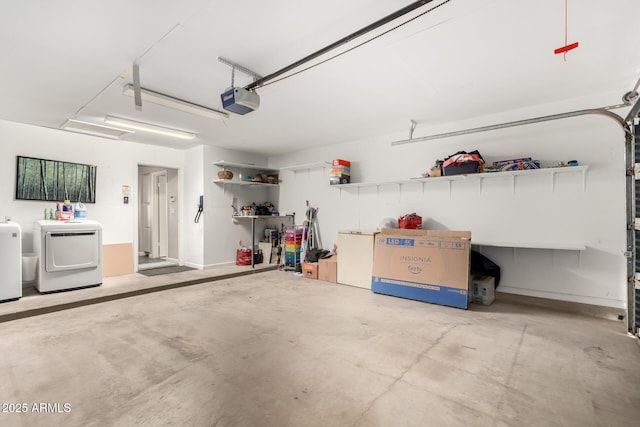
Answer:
122;84;229;120
104;116;195;140
61;119;134;139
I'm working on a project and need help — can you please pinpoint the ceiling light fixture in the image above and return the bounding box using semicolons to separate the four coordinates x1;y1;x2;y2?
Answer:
122;84;229;120
104;116;196;140
61;119;133;140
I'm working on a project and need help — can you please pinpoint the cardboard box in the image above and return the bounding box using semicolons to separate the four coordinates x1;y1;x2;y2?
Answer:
331;166;350;176
302;262;318;279
318;255;337;283
371;229;471;309
471;276;495;305
332;159;351;167
492;157;532;167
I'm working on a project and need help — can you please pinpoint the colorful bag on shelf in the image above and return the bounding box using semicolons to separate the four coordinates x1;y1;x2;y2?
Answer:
442;150;485;176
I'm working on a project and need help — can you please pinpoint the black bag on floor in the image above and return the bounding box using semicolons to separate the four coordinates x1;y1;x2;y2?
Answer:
305;248;330;262
470;250;501;287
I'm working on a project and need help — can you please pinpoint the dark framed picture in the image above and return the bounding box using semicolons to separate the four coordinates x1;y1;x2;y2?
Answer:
15;156;97;203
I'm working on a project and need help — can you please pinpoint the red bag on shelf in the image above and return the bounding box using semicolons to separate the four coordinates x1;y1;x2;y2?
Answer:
398;213;422;229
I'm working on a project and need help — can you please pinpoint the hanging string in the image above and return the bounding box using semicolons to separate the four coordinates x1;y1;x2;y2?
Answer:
553;0;578;59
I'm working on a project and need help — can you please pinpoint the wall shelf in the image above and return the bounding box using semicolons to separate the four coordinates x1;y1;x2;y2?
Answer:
472;240;586;251
212;161;278;173
212;179;279;187
232;215;293;220
213;160;279;187
279;161;331;171
232;214;295;268
329;166;589;254
330;165;589;194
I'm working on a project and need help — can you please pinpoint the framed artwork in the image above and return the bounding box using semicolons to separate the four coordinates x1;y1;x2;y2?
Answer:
15;156;97;203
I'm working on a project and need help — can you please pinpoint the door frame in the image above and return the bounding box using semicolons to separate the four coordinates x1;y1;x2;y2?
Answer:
135;164;183;272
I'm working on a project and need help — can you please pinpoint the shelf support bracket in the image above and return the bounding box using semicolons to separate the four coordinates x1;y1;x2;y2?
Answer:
409;120;417;140
578;249;584;267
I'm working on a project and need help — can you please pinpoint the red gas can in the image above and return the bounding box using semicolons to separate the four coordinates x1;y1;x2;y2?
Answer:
236;248;252;266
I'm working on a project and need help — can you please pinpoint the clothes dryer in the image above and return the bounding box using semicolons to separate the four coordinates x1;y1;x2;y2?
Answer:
34;220;102;292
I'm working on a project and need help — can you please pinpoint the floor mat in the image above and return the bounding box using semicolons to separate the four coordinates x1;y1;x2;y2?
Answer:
139;266;196;276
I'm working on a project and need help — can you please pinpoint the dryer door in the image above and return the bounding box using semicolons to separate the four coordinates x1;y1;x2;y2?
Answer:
45;231;99;272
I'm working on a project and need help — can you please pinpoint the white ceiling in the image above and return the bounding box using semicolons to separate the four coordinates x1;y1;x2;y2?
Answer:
2;0;639;156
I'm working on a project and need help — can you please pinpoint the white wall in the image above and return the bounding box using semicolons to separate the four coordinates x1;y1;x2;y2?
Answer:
166;168;179;260
0;119;185;266
183;145;205;268
270;94;629;309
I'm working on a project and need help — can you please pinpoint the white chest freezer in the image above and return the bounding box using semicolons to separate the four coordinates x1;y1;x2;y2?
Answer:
0;221;22;301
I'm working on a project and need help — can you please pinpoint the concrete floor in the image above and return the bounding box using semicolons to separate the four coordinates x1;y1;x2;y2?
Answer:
0;263;276;322
0;270;639;427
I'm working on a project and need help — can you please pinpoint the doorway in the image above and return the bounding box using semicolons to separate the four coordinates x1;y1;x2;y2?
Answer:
138;165;179;270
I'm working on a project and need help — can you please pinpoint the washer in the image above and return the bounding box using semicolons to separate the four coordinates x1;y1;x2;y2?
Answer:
34;220;102;292
0;221;22;301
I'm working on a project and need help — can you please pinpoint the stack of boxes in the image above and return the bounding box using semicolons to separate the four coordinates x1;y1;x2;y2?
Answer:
284;228;303;271
330;159;350;185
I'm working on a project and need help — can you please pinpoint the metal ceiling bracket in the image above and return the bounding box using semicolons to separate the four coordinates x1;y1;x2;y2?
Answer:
625;91;640;124
409;120;417;140
622;74;640;106
133;63;142;111
218;57;263;85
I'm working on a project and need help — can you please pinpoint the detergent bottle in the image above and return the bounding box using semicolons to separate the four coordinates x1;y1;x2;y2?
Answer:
61;200;73;220
74;201;88;220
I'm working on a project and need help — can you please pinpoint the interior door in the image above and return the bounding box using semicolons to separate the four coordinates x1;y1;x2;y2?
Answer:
140;173;152;254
